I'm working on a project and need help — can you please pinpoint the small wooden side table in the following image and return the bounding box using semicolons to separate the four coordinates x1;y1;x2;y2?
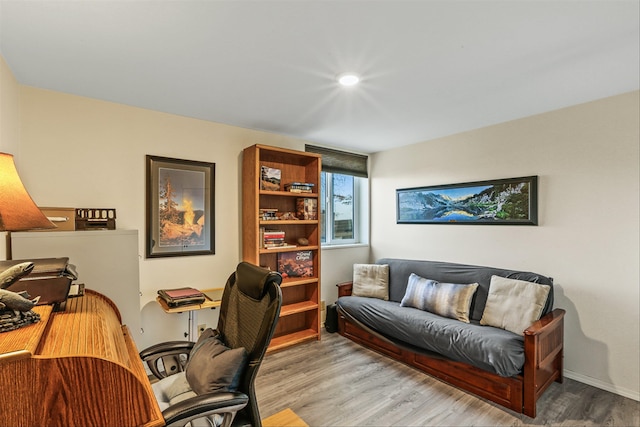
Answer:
156;288;223;340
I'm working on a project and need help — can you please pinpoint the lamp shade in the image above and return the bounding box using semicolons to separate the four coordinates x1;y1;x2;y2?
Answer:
0;152;55;231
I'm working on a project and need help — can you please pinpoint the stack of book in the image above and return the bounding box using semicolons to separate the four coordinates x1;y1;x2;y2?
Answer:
259;208;278;221
157;287;205;308
260;228;297;249
260;228;284;248
284;182;315;193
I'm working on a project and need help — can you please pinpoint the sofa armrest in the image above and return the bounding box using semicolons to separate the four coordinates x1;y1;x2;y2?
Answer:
522;308;565;417
336;281;353;297
524;308;565;337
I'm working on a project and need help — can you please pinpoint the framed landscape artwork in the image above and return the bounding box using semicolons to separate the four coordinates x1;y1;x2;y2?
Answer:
396;176;538;225
146;155;215;257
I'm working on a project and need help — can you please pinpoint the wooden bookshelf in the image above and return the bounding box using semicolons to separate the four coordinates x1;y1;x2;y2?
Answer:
242;144;321;352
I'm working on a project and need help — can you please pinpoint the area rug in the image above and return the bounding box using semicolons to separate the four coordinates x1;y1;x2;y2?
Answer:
262;408;309;427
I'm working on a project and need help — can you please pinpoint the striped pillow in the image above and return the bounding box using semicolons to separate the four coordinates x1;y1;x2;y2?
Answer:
400;273;478;323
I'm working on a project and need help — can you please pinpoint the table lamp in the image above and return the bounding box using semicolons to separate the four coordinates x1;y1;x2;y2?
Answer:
0;152;56;260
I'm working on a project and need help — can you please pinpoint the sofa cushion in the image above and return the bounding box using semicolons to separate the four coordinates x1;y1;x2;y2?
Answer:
377;258;554;321
185;329;248;395
352;264;389;300
338;295;526;377
400;273;478;323
480;275;551;335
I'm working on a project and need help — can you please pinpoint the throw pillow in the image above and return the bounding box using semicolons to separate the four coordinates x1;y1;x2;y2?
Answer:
480;275;551;335
400;273;478;323
185;332;248;395
352;264;389;300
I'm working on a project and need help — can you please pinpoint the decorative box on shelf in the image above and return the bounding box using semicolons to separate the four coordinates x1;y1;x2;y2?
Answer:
296;198;317;220
75;208;116;230
39;207;76;231
261;166;281;191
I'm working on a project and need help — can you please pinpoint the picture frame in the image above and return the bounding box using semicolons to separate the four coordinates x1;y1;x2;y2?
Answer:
396;176;538;225
146;155;215;257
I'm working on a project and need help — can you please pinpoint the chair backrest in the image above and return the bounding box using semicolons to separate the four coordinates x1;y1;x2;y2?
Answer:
217;262;282;427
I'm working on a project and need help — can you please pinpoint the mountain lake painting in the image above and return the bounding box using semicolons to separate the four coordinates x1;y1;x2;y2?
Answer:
396;176;537;225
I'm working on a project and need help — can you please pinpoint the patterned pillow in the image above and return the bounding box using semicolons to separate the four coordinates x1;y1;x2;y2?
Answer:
480;275;550;335
352;264;389;300
400;273;478;323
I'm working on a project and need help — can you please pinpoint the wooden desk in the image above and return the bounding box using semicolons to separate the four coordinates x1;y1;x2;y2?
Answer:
156;288;223;340
0;290;163;427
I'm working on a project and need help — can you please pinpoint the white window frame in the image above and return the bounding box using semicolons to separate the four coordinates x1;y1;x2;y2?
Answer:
321;171;368;247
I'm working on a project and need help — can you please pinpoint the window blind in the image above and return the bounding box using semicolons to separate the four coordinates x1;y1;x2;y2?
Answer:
305;145;368;178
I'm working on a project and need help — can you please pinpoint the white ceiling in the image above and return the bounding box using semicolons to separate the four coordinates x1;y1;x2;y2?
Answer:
1;1;638;154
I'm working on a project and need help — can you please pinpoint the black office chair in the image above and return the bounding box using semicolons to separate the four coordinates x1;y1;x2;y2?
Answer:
140;262;282;427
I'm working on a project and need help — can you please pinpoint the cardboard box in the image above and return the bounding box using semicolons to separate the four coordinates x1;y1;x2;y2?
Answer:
39;207;75;231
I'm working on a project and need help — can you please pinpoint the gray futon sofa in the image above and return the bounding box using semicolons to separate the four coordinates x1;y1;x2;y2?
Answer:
336;258;565;418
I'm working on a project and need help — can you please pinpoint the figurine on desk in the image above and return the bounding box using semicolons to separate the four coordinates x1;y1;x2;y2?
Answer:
0;262;40;332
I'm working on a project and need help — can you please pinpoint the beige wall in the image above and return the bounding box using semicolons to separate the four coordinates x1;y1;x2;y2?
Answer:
0;55;19;156
370;91;640;399
13;84;368;348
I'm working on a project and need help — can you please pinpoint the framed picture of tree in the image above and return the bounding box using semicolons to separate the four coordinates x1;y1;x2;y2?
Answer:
396;176;537;225
146;155;215;257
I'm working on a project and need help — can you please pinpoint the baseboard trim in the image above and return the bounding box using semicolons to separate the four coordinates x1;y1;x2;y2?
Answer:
565;370;639;401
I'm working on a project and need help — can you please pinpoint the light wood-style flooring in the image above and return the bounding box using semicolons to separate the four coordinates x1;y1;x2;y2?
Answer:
256;331;639;426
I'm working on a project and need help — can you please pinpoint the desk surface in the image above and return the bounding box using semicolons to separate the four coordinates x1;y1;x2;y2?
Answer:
0;290;164;427
156;288;223;313
0;304;53;363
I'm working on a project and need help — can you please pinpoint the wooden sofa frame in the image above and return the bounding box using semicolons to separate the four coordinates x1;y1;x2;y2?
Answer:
337;282;565;418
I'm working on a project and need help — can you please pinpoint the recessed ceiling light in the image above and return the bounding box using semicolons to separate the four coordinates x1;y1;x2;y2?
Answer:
337;73;360;87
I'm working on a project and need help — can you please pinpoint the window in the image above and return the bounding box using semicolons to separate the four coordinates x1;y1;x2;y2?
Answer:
321;172;359;244
306;145;368;247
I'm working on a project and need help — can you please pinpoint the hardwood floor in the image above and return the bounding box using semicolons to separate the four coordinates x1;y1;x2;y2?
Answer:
256;331;639;426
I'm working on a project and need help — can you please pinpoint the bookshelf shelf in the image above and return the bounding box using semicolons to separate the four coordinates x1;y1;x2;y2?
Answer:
259;245;319;255
260;190;319;198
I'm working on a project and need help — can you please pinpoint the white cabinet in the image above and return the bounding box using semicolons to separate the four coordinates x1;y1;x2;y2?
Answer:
11;229;141;345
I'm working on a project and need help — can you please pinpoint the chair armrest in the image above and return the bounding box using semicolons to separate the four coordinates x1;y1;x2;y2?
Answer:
162;391;249;427
524;308;565;336
337;281;353;297
139;340;195;379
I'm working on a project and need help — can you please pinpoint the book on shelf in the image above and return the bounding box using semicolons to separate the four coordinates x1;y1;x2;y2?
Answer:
263;229;285;238
277;250;313;278
284;182;315;193
261;166;281;191
296;198;317;220
259;208;278;220
261;227;289;248
264;239;286;248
